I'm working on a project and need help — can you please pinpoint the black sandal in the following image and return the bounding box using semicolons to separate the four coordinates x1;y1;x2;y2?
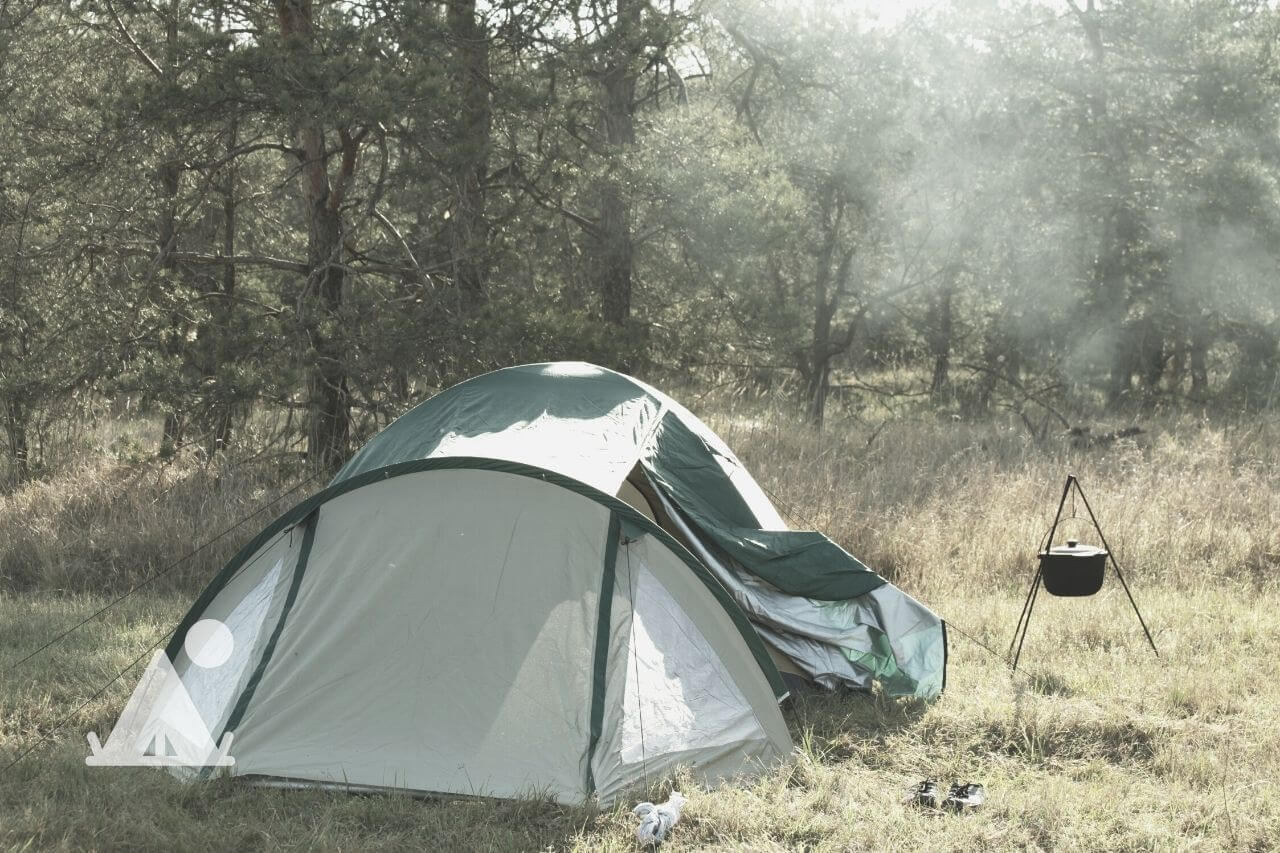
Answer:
944;782;986;811
908;779;943;809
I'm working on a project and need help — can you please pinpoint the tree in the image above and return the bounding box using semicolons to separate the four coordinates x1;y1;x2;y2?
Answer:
666;3;909;424
445;0;492;304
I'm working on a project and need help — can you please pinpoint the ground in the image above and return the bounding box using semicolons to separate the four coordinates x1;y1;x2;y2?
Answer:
1;406;1277;850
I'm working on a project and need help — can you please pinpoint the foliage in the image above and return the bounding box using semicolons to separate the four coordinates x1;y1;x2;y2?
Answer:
3;0;1280;483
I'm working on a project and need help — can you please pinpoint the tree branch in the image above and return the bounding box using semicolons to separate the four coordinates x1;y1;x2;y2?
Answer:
109;245;311;274
503;159;600;236
105;0;163;78
187;141;305;171
370;208;423;278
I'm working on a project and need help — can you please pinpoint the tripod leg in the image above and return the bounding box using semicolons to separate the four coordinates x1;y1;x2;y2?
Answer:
1108;556;1159;655
1009;564;1041;657
1011;569;1043;672
1011;475;1074;662
1074;480;1159;656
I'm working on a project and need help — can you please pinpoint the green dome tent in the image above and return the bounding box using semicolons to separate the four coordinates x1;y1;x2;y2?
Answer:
332;362;946;697
157;362;944;804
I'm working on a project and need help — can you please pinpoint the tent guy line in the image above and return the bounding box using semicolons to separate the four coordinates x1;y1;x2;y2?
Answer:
0;470;323;679
0;527;293;776
0;625;172;777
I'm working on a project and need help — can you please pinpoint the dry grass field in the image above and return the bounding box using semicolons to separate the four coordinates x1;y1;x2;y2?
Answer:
1;398;1277;850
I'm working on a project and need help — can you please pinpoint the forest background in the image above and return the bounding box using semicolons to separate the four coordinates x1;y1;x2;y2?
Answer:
4;0;1279;484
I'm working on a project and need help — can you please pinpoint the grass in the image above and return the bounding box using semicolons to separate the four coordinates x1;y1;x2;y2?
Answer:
0;443;319;593
1;401;1278;850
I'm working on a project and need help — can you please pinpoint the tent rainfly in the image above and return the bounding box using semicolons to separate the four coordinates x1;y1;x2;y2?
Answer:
160;362;946;804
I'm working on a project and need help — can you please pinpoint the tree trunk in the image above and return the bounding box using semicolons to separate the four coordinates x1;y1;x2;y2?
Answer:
1107;336;1135;407
927;280;953;399
1167;340;1186;394
303;199;350;471
278;0;356;472
446;0;491;305
801;183;857;429
1227;324;1279;409
804;185;846;428
1;178;31;484
158;2;186;451
974;341;999;415
1102;208;1139;409
598;180;632;325
596;0;639;326
1189;325;1210;400
203;116;238;456
1071;0;1145;411
1139;318;1165;397
807;296;835;427
157;156;187;453
807;363;830;427
2;400;29;485
194;8;238;456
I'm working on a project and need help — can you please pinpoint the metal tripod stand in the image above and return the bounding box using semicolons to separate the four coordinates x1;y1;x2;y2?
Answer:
1009;474;1159;671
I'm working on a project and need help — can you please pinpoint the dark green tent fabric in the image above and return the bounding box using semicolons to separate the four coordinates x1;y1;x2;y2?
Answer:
640;413;885;600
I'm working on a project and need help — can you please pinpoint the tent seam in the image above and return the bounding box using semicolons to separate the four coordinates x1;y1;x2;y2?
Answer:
584;513;620;797
218;508;319;748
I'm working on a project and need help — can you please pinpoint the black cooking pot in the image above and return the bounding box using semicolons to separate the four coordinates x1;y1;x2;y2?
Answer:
1038;539;1107;596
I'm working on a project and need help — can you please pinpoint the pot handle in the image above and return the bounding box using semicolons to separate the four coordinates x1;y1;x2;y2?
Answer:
1037;515;1095;552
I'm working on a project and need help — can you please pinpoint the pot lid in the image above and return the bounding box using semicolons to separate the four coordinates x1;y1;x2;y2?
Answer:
1040;538;1107;558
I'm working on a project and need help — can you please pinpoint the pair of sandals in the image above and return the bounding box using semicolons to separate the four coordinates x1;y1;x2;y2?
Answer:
909;780;986;812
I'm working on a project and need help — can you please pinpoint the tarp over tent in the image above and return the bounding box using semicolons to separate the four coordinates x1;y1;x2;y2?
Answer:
334;362;947;697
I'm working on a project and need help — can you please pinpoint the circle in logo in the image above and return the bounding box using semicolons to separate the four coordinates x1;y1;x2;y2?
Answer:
184;619;234;668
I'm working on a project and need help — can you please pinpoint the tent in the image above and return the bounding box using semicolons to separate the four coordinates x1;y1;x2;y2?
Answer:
330;362;947;696
158;362;945;803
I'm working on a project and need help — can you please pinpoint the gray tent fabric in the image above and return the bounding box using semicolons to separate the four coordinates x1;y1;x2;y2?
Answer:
646;484;945;695
163;460;792;804
332;362;947;697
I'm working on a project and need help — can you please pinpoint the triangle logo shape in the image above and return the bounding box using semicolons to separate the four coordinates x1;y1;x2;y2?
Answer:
86;650;234;767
